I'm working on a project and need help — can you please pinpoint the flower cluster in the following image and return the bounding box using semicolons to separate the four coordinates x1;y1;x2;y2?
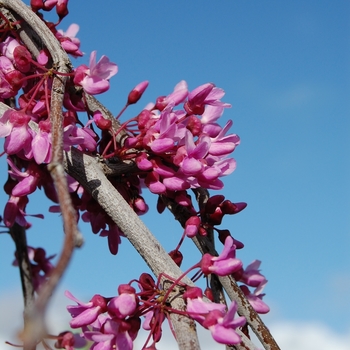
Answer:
126;81;240;194
65;272;245;349
185;287;245;344
63;235;269;349
0;5;240;253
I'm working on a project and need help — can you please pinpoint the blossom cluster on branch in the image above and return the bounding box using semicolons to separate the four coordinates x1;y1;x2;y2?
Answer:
0;1;278;349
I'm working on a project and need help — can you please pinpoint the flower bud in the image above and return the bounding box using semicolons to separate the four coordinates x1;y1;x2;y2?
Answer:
93;111;112;130
184;215;201;237
183;286;202;299
168;249;183;267
31;0;43;11
137;109;151;129
204;287;214;302
56;0;69;19
139;273;156;291
127;81;149;105
186;115;202;136
13;46;32;72
220;200;247;215
205;195;225;214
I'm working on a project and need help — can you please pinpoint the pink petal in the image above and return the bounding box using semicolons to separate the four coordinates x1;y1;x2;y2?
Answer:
163;177;190;191
150;138;174;153
181;157;203;175
209;324;241;344
81;76;110;95
148;181;166;194
32;132;50;164
12;175;37;196
69;306;101;328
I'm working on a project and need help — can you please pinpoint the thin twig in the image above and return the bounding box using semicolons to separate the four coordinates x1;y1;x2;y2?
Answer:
9;223;36;350
0;1;83;348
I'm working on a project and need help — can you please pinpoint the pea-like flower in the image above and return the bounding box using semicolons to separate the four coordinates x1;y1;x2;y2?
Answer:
74;51;118;95
201;236;242;276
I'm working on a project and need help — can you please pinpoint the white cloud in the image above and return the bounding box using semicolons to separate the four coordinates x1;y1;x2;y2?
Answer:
0;289;349;350
270;321;350;350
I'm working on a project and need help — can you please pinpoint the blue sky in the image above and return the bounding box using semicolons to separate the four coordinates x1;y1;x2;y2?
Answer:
0;1;349;349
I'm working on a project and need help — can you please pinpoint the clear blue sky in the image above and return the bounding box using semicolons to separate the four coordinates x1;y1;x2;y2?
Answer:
0;0;349;347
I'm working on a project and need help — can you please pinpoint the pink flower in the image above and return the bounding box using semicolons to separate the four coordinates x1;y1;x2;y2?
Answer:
101;223;124;256
108;285;137;319
205;301;246;345
186;297;226;324
83;317;134;350
93;110;112;130
7;158;41;197
201;236;242;276
65;291;108;328
54;331;87;350
185;83;231;115
74;51;118;95
240;260;266;287
178;131;211;176
3;195;43;228
0;37;20;61
155;80;188;110
32;120;52;164
56;24;83;57
0;110;33;157
185;288;245;344
240;281;270;314
0;57;24;98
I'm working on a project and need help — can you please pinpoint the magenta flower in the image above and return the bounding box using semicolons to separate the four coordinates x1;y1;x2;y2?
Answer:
108;285;137;319
201;236;242;276
241;260;267;287
0;57;24;98
31;120;52;164
7;158;41;197
3;195;43;228
205;301;246;344
56;24;83;57
155;80;188;110
0;37;20;61
180;132;211;176
74;51;118;95
65;291;108;328
240;281;270;314
208;120;240;157
0;110;33;157
185;83;231;115
83;317;134;350
186;297;226;324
